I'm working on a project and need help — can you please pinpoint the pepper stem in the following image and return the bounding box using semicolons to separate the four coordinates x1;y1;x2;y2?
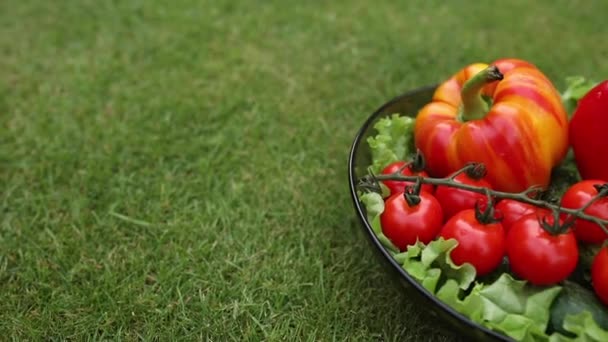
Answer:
460;66;504;121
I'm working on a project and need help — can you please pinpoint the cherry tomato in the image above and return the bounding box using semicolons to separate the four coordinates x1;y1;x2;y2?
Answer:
381;161;434;196
435;172;492;220
569;80;608;180
495;199;550;233
380;191;444;251
439;209;505;276
561;180;608;244
592;247;608;306
506;213;579;285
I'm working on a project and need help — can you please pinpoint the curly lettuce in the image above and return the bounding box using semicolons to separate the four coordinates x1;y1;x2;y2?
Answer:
561;76;599;116
366;114;415;174
398;238;562;341
550;311;608;342
398;238;476;294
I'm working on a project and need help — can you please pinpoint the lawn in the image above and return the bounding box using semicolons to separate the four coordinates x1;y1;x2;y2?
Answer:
1;0;607;340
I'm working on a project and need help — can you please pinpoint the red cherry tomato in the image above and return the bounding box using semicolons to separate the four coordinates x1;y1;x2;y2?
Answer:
506;213;579;285
561;180;608;244
381;161;434;196
569;80;608;180
439;209;505;276
592;247;608;306
435;172;492;220
495;199;550;233
380;191;444;251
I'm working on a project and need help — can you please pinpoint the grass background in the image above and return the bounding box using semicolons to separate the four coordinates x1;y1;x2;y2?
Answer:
1;0;607;340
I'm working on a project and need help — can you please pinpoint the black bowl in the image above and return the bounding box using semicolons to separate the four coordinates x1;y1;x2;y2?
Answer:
347;86;513;342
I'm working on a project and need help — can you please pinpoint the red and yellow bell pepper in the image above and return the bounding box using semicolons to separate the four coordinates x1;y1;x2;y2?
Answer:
414;58;569;192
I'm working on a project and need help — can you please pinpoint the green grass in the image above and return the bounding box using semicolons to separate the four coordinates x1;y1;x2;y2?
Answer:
1;0;607;340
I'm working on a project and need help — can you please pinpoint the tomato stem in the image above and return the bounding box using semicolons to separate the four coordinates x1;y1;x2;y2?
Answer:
403;181;422;207
409;149;426;173
540;209;570;236
460;66;503;121
562;184;608;232
474;190;500;225
365;162;608;236
463;162;488;180
594;184;608;198
360;167;384;194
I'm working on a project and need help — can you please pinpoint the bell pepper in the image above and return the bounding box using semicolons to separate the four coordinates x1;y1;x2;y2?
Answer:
414;58;569;193
569;80;608;180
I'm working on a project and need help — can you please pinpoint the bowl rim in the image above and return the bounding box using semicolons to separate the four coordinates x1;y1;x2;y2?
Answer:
347;85;511;342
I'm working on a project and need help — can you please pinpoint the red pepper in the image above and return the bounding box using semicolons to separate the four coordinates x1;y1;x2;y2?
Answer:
569;80;608;180
414;58;569;192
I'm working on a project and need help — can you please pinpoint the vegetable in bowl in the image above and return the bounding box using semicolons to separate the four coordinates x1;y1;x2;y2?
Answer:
413;59;569;192
352;59;608;341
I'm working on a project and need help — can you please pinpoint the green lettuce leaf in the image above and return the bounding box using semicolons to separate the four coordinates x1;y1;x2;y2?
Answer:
397;236;563;341
548;280;608;341
399;237;476;294
561;76;599;116
562;311;608;342
366;114;415;173
549;311;608;342
475;273;562;341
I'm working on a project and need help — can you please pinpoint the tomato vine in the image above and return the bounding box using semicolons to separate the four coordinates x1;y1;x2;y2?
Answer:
359;161;608;236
